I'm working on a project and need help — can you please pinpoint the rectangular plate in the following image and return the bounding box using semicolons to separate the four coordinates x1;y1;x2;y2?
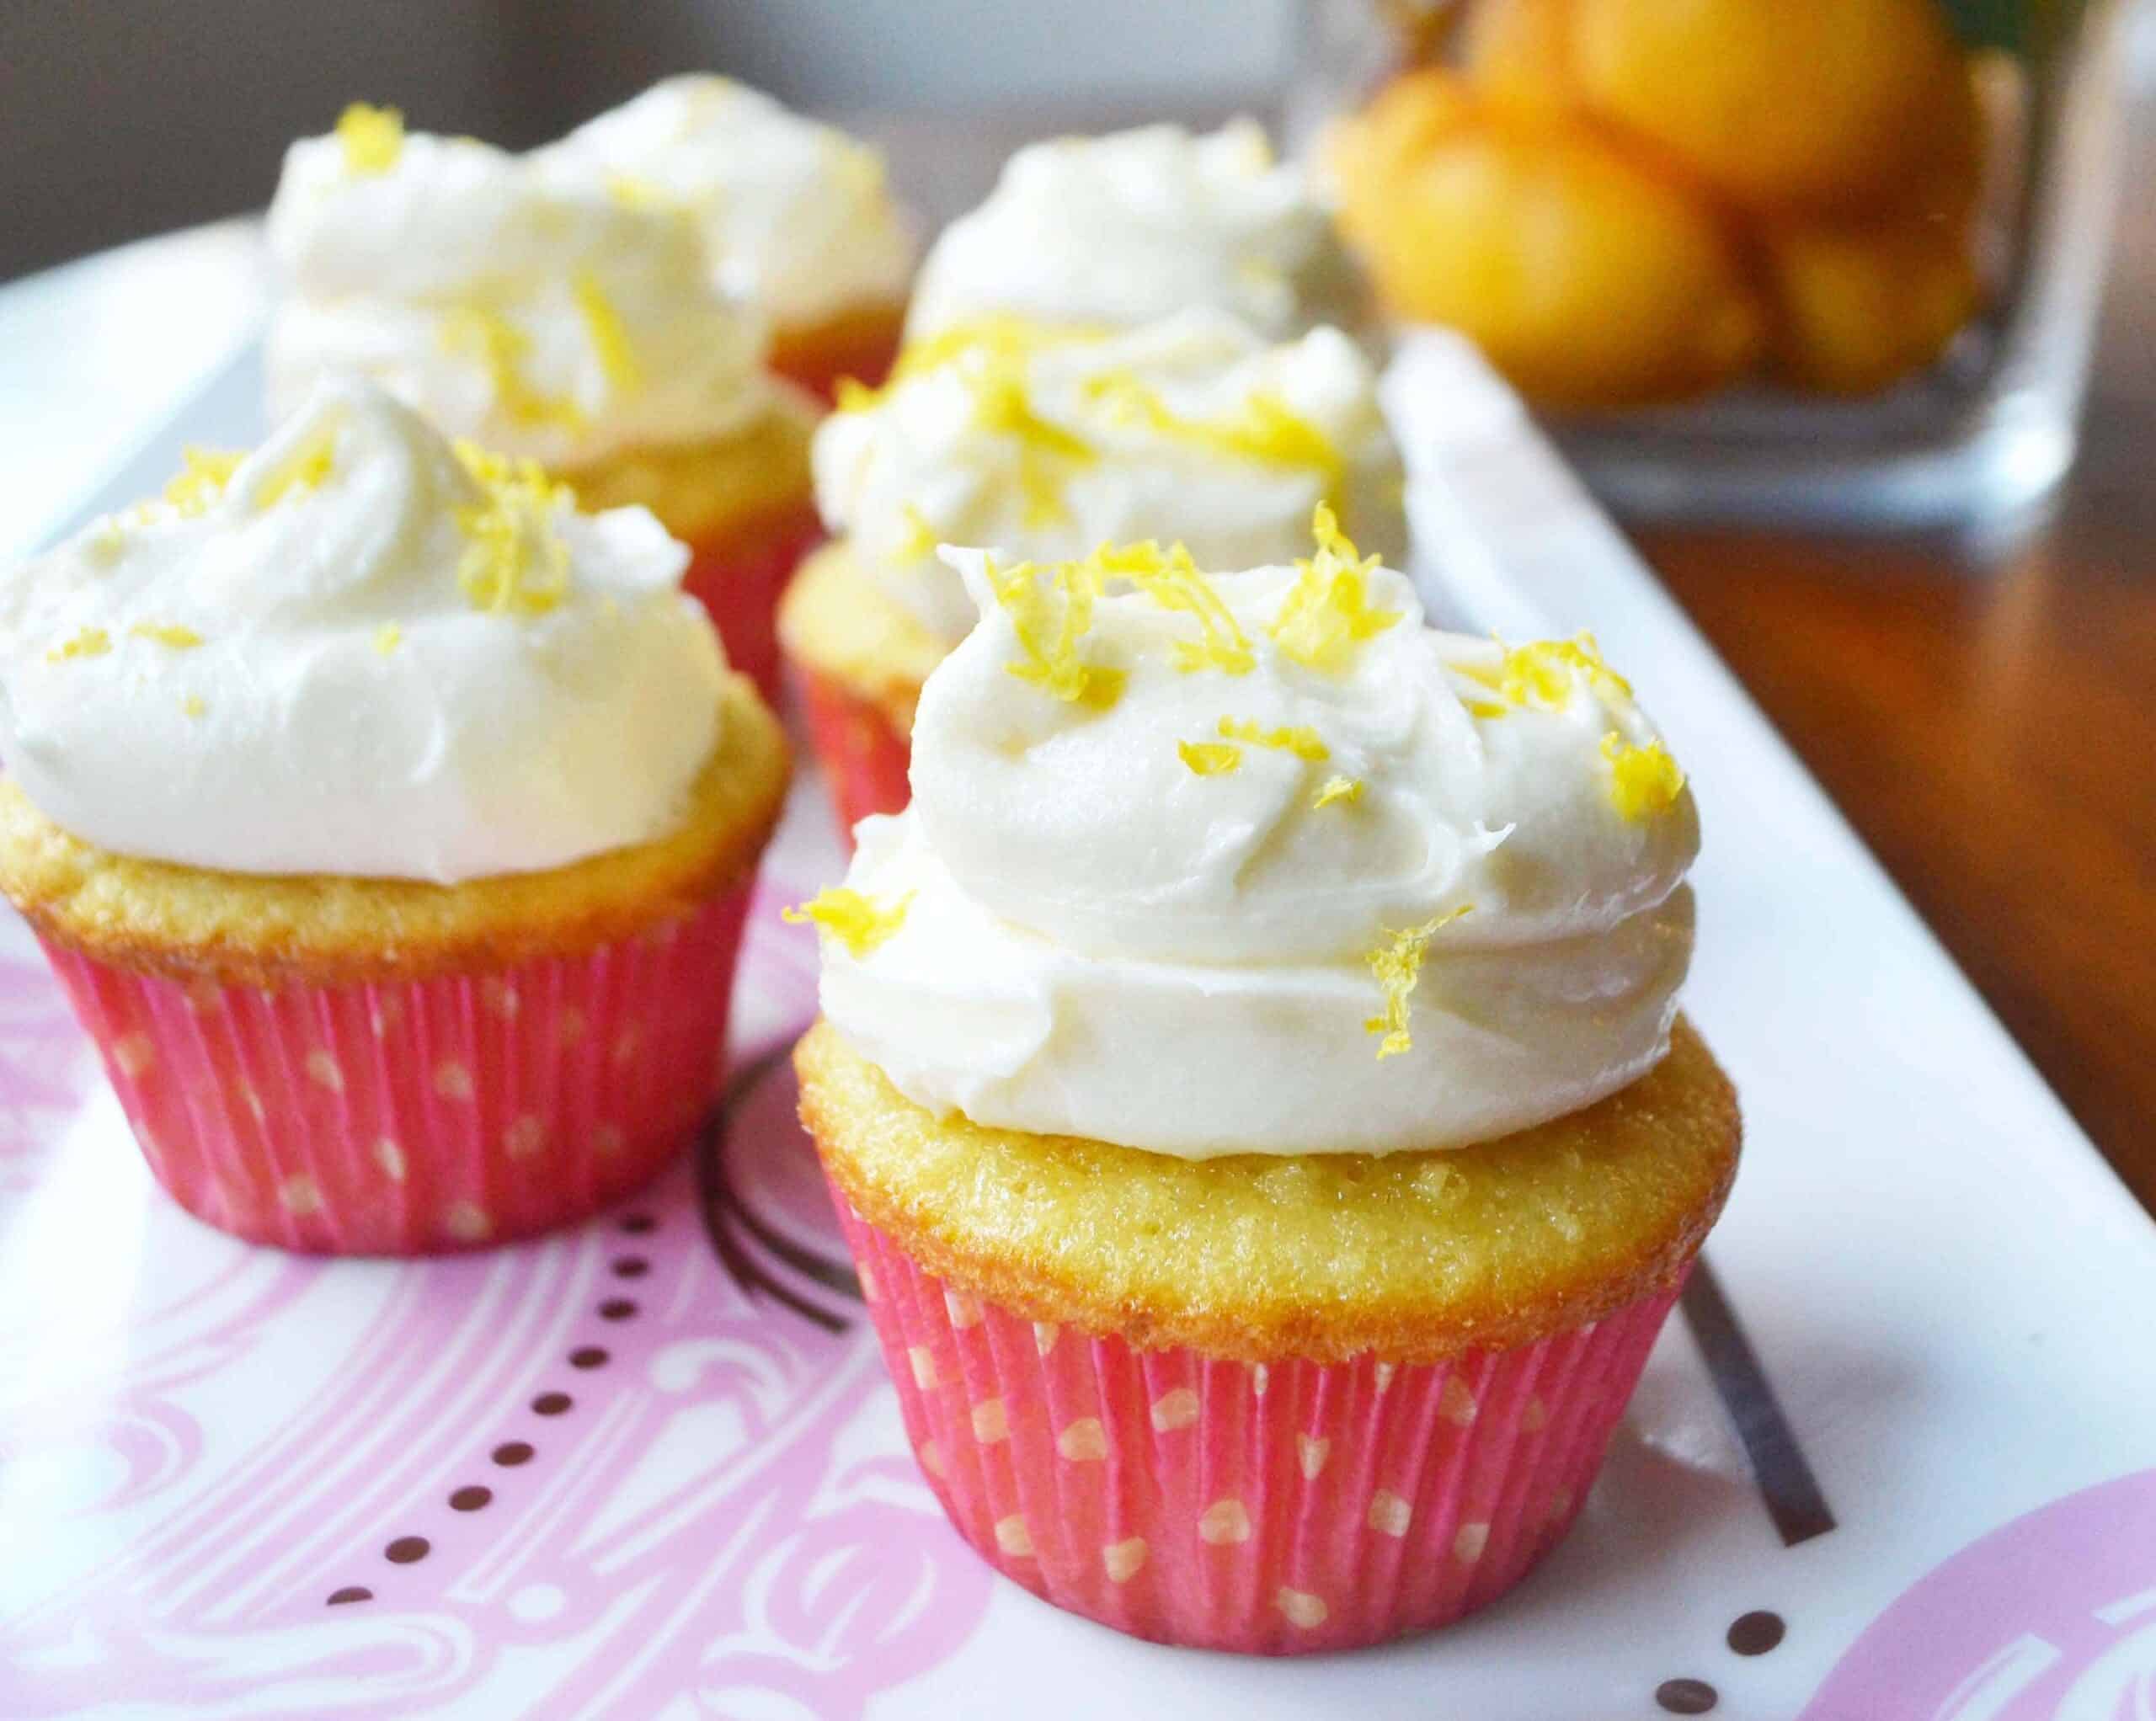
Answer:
2;333;2150;1720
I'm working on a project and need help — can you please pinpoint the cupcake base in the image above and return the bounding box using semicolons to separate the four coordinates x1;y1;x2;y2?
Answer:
40;884;751;1255
797;667;915;840
832;1194;1684;1654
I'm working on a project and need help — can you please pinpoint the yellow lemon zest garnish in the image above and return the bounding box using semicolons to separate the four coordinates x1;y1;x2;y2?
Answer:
180;695;206;719
45;626;111;663
163;447;245;519
129;623;204;648
1177;740;1242;776
1494;634;1634;714
894;504;940;563
337;103;405;175
375;624;403;655
1363;905;1471;1059
1313;774;1364;809
1461;697;1509;720
1601;732;1687;823
1217;717;1328;760
603;170;675;211
440;306;587;432
86;517;127;563
1268;504;1401;674
1096;540;1255;676
782;887;915;958
451;441;575;617
254;424;339;510
843;318;1102;525
969;370;1095;527
572;269;643;393
1083;373;1344;489
982;553;1124;710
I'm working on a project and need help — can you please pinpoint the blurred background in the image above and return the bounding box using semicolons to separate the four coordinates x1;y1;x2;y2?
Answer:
0;0;1297;280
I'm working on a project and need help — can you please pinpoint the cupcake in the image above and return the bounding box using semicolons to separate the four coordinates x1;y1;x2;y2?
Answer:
0;379;788;1255
780;309;1405;832
791;522;1736;1651
530;76;918;400
906;120;1365;344
264;103;819;696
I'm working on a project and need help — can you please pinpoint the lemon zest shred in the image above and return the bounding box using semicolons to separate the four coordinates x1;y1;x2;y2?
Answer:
1177;740;1242;776
254;424;339;510
572;269;643;393
894;504;940;563
180;694;206;719
1313;774;1364;809
375;624;403;655
1268;504;1401;674
603;170;675;211
841;317;1102;525
440;306;587;432
1493;634;1634;714
129;623;204;648
782;887;915;958
163;447;245;519
1217;717;1328;760
1363;905;1472;1059
450;441;575;617
1095;540;1255;676
1083;373;1344;488
337;103;404;175
1461;696;1509;721
87;516;127;562
981;552;1123;710
45;626;111;663
1601;732;1686;822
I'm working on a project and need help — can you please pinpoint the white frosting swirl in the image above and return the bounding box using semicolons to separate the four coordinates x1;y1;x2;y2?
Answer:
265;118;772;471
813;310;1403;643
0;379;728;883
906;121;1360;341
529;77;915;328
815;539;1699;1157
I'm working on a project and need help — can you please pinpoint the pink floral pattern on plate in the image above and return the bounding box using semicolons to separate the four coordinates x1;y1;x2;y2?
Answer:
0;903;994;1717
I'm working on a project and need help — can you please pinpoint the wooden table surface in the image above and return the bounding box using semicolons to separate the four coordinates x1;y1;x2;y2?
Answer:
1638;102;2156;1212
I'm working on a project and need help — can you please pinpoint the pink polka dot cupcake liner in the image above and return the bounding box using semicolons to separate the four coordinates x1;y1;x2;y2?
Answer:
833;1195;1687;1654
36;885;752;1255
684;509;824;706
795;669;914;845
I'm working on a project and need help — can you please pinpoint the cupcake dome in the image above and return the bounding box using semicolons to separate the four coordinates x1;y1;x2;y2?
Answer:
792;520;1736;1650
0;380;787;1253
781;309;1406;831
905;121;1364;343
529;76;916;343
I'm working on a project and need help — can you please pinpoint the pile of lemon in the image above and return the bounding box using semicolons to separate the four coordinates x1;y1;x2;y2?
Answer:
1331;0;1988;408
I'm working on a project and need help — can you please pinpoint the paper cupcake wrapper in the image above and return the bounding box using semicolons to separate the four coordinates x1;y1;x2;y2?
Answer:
832;1193;1685;1654
795;667;915;845
770;310;904;402
684;509;824;705
37;884;752;1255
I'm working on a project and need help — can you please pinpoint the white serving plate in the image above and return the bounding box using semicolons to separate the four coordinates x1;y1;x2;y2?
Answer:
0;334;2148;1720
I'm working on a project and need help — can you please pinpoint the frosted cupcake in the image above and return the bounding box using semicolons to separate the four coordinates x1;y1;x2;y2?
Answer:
906;120;1364;343
530;76;917;400
265;104;818;695
0;380;788;1255
792;522;1736;1651
779;309;1404;832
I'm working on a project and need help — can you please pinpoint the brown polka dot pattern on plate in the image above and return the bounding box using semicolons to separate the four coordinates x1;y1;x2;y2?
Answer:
1656;1678;1717;1714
